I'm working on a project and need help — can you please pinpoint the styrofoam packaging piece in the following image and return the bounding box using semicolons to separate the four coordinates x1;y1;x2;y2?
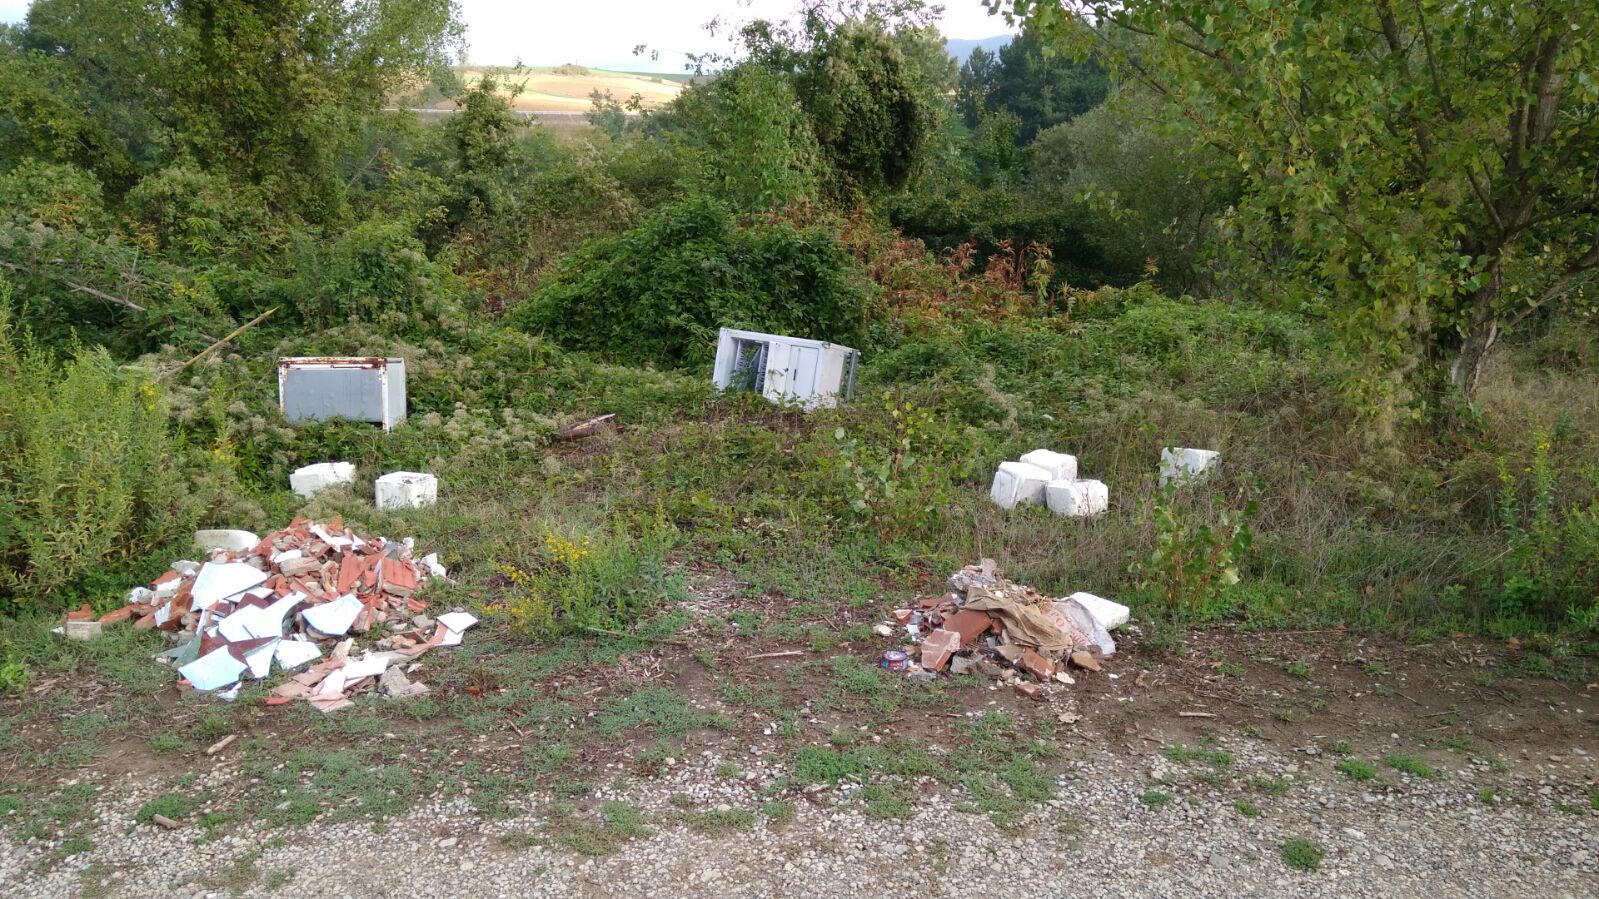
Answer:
1018;449;1078;482
1046;478;1109;518
194;529;259;553
989;461;1053;509
1159;447;1221;487
1068;590;1129;630
375;471;438;510
290;462;356;499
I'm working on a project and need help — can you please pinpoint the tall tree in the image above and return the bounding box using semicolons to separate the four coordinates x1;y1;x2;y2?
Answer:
957;26;1109;141
171;0;464;220
1002;1;1599;401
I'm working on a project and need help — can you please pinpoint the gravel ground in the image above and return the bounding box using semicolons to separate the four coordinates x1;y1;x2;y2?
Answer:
4;737;1594;898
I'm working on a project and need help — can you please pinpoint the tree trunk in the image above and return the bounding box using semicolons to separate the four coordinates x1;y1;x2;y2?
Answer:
1449;316;1498;398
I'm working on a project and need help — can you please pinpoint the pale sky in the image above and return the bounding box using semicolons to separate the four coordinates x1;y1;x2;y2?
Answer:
0;1;1015;71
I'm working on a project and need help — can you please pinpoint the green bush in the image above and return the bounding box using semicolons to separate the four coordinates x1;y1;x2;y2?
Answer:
0;306;208;606
510;197;869;368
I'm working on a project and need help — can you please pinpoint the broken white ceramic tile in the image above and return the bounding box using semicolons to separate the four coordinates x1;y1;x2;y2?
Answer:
274;639;321;670
436;611;477;633
301;594;362;636
339;652;392;680
244;639;279;679
191;562;269;611
178;647;247;692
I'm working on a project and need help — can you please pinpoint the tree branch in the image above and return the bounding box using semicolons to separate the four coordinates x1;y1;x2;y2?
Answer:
0;259;147;313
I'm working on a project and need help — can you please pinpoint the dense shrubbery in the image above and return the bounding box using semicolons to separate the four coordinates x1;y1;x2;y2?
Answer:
0;305;217;603
511;198;870;367
0;0;1592;657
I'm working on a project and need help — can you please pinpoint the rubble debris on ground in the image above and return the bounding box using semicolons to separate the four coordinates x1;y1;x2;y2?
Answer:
194;529;260;553
1159;447;1221;487
96;516;472;711
290;461;357;498
875;559;1125;698
375;471;438;510
989;448;1108;517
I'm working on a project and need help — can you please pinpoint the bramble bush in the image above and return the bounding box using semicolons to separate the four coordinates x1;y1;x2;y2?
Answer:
0;301;213;606
510;197;869;368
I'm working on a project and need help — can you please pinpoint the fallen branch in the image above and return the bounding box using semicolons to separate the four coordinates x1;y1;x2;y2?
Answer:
1177;710;1217;719
0;258;147;312
582;625;692;647
555;413;617;441
172;307;279;377
204;734;237;756
746;650;806;661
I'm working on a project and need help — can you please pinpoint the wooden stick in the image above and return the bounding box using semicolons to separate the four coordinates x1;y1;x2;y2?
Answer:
204;734;237;756
1177;711;1217;719
555;413;617;440
582;625;692;646
746;650;806;660
173;306;279;376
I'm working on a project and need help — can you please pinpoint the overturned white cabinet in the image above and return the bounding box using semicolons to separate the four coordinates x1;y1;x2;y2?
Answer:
711;328;859;410
278;357;406;431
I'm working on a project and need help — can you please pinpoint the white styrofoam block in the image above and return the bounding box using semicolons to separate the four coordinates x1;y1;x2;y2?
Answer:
1159;447;1221;487
1068;591;1129;630
989;461;1053;509
375;471;438;510
1046;478;1108;518
290;462;356;499
1018;449;1078;482
194;529;259;553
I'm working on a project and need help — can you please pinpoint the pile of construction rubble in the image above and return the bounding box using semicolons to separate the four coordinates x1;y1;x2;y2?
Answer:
876;560;1127;700
90;516;472;711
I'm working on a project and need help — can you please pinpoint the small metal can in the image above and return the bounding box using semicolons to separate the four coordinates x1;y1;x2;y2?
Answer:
879;649;909;671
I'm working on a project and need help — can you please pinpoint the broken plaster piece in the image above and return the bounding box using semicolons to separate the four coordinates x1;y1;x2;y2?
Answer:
179;647;248;692
191;562;269;611
274;639;322;670
301;594;363;636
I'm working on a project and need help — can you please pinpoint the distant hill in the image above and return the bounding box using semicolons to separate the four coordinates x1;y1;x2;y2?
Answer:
945;34;1011;63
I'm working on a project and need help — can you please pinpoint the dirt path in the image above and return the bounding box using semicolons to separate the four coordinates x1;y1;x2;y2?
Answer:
2;583;1595;898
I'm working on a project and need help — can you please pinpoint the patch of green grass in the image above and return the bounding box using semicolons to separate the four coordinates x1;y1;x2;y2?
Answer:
1217;661;1245;677
60;833;92;856
1477;787;1496;805
1248;776;1291;796
715;761;742;779
1281;837;1325;872
552;801;651;856
147;732;184;754
861;783;913;820
261;869;294;891
135;793;191;824
761;800;794;823
828;655;885;697
1362;661;1387;677
1383;755;1438;779
1326;739;1352;756
596;686;724;736
1235;799;1261;817
1284;659;1314;679
1139;790;1174;809
680;808;756;835
1335;759;1378;782
1165;745;1234;768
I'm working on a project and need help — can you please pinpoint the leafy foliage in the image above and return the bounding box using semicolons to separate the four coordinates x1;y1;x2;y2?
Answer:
1006;0;1599;402
0;304;214;604
511;198;869;367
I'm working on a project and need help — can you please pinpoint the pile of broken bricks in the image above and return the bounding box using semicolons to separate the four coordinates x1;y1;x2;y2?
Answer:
89;516;475;711
875;560;1128;701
